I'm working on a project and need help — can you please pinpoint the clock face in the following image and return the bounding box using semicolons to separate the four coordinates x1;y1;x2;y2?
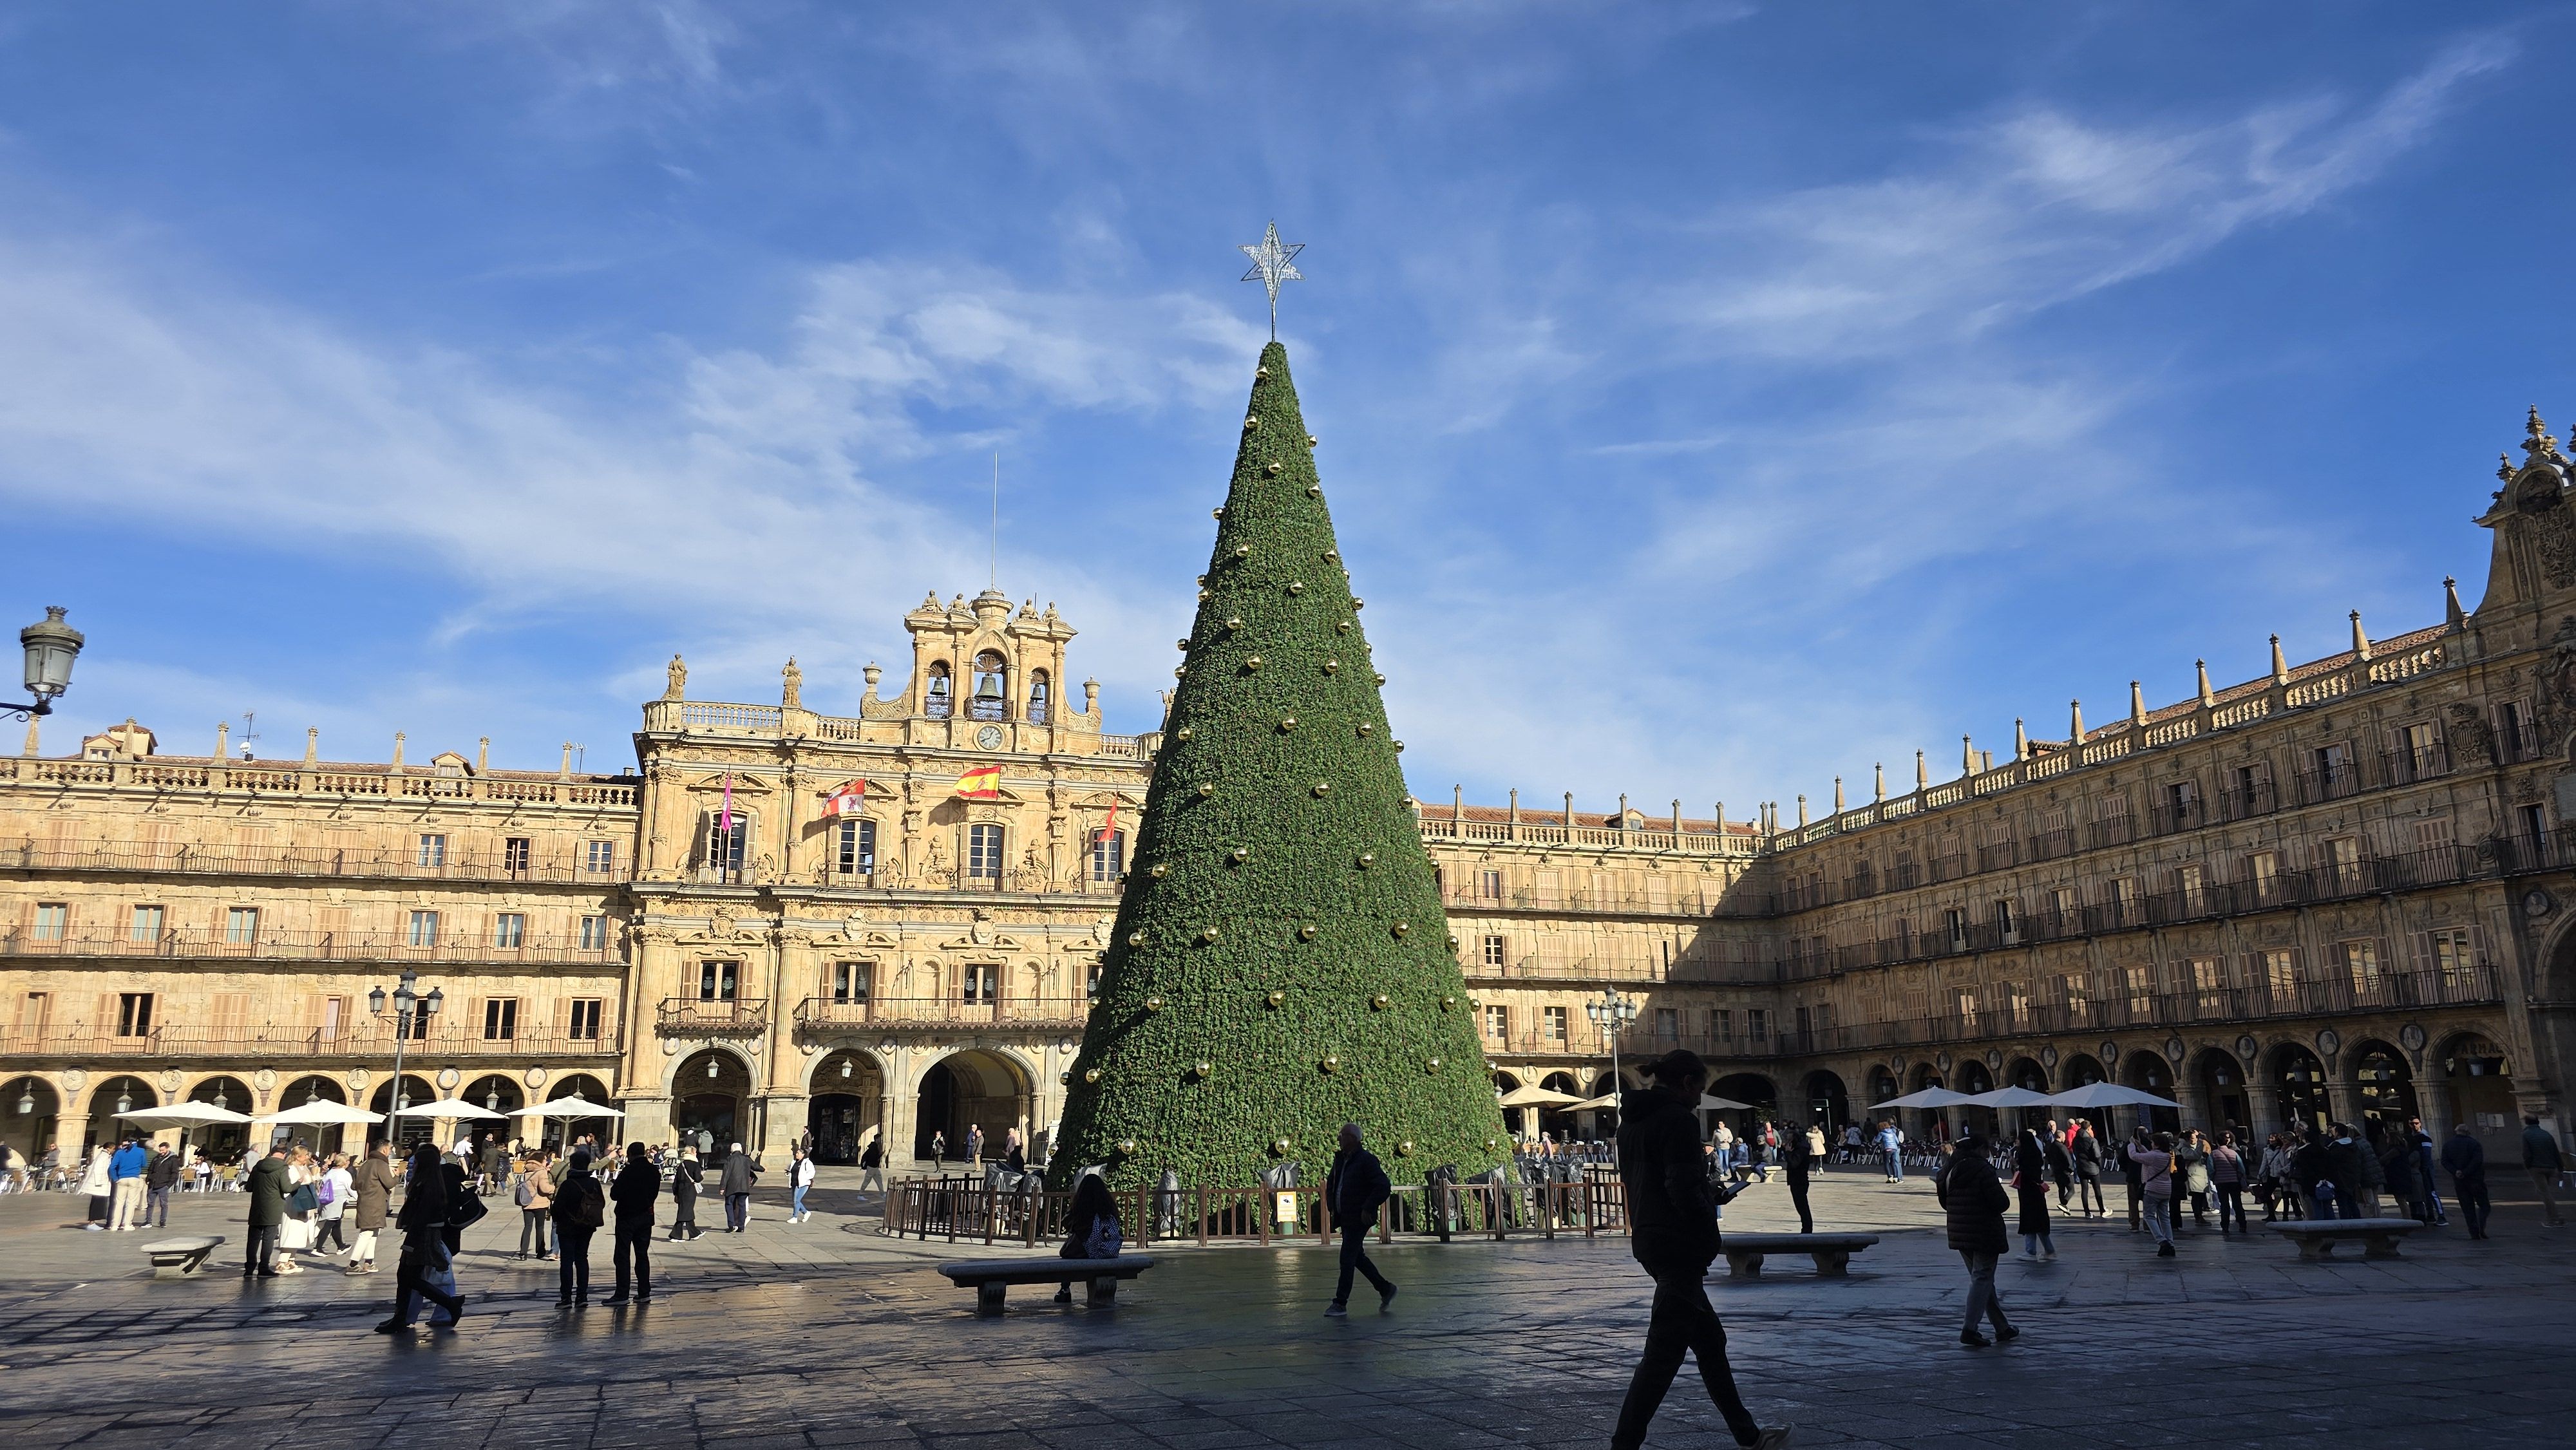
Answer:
976;725;1004;750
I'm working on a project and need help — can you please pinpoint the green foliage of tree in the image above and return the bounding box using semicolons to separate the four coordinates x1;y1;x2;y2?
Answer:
1052;341;1506;1189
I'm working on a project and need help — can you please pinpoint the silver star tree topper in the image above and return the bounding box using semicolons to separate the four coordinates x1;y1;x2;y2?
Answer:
1239;220;1304;340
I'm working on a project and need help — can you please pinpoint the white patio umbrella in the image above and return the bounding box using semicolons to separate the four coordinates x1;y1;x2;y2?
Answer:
1698;1094;1753;1111
536;1095;626;1119
1871;1086;1976;1109
1497;1085;1582;1109
1964;1087;2058;1109
1566;1093;1621;1112
256;1100;385;1127
115;1101;254;1172
393;1097;506;1120
2047;1082;2179;1109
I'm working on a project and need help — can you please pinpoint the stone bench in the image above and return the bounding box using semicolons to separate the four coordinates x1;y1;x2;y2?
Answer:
139;1235;226;1278
1717;1232;1880;1277
938;1256;1157;1316
2270;1218;2420;1261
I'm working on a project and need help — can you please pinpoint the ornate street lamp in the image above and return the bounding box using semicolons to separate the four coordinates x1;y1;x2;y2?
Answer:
5;607;82;720
1584;988;1640;1163
367;968;440;1142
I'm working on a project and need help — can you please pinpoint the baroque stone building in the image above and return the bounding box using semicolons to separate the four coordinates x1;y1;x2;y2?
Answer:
8;410;2576;1168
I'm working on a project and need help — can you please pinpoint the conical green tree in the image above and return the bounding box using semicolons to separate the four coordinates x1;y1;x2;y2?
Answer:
1053;341;1507;1191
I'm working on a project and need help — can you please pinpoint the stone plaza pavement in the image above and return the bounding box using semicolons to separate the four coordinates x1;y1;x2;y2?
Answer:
2;1166;2573;1449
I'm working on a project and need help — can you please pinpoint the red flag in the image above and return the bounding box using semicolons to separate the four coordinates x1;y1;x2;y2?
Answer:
819;779;867;819
1092;799;1120;844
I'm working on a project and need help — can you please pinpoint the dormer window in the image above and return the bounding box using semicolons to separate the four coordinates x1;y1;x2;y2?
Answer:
925;662;952;719
971;650;1009;720
1027;670;1052;726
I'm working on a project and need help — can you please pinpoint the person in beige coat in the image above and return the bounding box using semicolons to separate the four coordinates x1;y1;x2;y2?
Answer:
518;1149;557;1260
345;1140;397;1275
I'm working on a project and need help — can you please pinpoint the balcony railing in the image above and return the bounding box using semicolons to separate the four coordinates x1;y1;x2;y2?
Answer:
1438;885;1765;919
791;995;1091;1032
0;1024;623;1060
656;998;770;1036
1614;965;2505;1064
2383;742;2452;786
3;837;626;886
0;927;623;967
0;765;636;807
2025;829;2074;863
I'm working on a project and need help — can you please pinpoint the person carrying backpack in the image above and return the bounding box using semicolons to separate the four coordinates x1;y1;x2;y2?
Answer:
551;1149;605;1306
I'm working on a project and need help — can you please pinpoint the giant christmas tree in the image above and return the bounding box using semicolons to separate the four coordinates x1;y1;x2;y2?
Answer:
1051;340;1507;1189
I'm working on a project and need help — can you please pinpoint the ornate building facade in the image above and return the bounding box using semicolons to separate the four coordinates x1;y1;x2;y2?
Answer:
8;412;2576;1169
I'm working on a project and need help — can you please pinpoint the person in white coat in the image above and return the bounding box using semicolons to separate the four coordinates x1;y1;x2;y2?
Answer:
75;1147;111;1229
789;1147;817;1223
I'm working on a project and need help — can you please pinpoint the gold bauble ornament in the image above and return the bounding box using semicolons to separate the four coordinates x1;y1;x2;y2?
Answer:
1370;993;1390;1010
1265;462;1282;476
1116;1138;1138;1156
1127;931;1146;946
1083;1067;1103;1084
1150;862;1170;878
1198;926;1220;944
1144;996;1164;1014
1265;990;1285;1008
1224;616;1243;632
1175;726;1193;740
1196;782;1216;798
1311;781;1331;797
1391;922;1410;938
1277;716;1296;732
1233;543;1251;560
1286;581;1303;595
1231;846;1251;863
1244;655;1263;672
1191;1060;1213;1079
1297;924;1318;941
1320;1055;1340;1075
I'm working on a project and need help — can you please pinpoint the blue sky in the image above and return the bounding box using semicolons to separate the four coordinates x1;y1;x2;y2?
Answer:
3;3;2570;816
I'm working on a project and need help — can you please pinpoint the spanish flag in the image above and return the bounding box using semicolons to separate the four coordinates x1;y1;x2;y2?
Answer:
954;764;1003;800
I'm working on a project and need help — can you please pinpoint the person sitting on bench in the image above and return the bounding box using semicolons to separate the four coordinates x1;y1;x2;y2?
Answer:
1055;1174;1124;1304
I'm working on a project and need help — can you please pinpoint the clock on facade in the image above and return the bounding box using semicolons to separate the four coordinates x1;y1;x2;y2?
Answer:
976;725;1004;749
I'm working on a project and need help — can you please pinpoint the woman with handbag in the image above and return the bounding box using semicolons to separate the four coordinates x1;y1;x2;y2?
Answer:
516;1149;556;1259
315;1153;353;1254
377;1144;466;1333
278;1147;320;1272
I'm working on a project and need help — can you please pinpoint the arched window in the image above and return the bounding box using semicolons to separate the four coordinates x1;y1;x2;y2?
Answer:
971;650;1009;720
925;662;952;719
967;824;1005;885
837;818;876;877
704;811;747;881
1027;670;1052;726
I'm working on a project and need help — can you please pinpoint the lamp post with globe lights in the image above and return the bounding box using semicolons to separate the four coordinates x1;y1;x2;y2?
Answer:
367;968;442;1147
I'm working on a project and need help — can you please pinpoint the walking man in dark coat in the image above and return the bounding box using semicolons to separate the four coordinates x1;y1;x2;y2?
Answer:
242;1144;292;1278
1781;1120;1815;1234
1935;1131;2019;1346
2441;1122;2492;1238
1611;1050;1793;1450
721;1142;759;1232
1323;1122;1396;1316
605;1142;659;1305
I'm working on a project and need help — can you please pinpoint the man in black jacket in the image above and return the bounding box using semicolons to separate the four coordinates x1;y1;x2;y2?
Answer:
1613;1050;1792;1450
1323;1123;1396;1317
605;1142;659;1306
2441;1123;2490;1238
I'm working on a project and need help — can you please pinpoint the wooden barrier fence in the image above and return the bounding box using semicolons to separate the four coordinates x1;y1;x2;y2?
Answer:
879;1174;1632;1248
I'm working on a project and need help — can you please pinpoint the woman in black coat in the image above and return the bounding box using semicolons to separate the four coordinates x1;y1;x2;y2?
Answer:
376;1144;465;1333
1934;1133;2018;1347
2014;1130;2056;1259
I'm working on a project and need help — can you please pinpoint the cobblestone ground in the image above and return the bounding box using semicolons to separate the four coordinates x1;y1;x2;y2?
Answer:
3;1166;2571;1448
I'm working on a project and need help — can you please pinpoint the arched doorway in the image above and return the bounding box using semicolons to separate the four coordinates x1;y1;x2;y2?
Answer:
1953;1060;1996;1139
276;1075;350;1156
85;1076;156;1156
2002;1058;2050;1137
2432;1040;2514;1154
2058;1053;2110;1136
1802;1069;1850;1138
188;1076;254;1160
2121;1051;2180;1135
1587;1071;1622;1137
807;1051;883;1164
548;1074;620;1154
1493;1071;1527;1139
3;1075;60;1165
915;1049;1029;1162
2350;1041;2417;1131
459;1075;524;1159
1710;1072;1778;1142
2271;1046;2329;1135
1539;1071;1582;1143
2195;1050;2251;1138
368;1075;439;1149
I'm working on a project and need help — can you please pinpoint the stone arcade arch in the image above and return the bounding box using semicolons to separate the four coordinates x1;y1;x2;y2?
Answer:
2121;1050;2181;1135
2;1075;60;1164
806;1049;886;1164
2349;1039;2418;1129
187;1075;256;1160
2270;1044;2330;1135
914;1048;1030;1162
274;1075;350;1154
2193;1049;2252;1137
1801;1069;1850;1137
670;1053;751;1153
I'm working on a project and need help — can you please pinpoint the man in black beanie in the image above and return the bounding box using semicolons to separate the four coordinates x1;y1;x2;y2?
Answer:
1611;1048;1792;1450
